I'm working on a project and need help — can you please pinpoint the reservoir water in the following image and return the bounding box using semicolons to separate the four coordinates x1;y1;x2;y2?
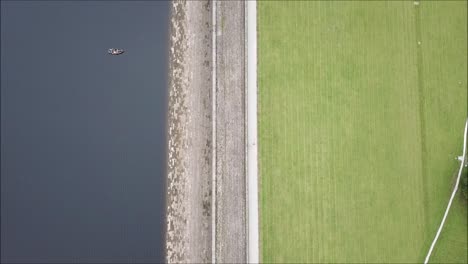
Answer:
1;1;169;262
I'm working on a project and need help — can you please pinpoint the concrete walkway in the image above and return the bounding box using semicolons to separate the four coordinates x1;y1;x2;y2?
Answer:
246;1;259;263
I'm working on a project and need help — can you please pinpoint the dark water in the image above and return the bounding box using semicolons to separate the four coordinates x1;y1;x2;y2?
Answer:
1;1;169;262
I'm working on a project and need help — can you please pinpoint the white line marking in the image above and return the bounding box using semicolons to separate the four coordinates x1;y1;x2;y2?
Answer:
247;1;259;263
211;1;217;263
245;1;249;262
424;118;468;264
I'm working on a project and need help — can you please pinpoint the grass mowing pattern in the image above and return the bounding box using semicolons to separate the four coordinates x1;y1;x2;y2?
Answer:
258;1;467;263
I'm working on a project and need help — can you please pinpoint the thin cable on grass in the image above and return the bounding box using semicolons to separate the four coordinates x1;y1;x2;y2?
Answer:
424;119;468;264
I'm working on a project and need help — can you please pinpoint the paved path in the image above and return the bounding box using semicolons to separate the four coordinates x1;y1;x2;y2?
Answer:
246;1;259;263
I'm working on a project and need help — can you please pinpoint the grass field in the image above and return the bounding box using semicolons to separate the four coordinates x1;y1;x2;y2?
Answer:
418;2;467;263
258;1;467;263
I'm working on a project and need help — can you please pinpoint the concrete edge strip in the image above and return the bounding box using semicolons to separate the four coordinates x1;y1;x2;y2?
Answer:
247;1;259;263
211;0;217;263
424;118;468;264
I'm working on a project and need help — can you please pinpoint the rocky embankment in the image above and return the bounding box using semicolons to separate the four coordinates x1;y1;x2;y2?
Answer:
166;1;213;263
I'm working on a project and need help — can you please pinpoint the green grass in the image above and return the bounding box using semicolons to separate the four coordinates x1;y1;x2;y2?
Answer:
418;2;467;263
258;1;467;263
430;193;467;264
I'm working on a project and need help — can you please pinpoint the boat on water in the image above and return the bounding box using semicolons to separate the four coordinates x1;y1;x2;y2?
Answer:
108;48;125;55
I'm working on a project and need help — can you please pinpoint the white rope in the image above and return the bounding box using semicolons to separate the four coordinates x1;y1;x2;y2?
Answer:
424;119;468;264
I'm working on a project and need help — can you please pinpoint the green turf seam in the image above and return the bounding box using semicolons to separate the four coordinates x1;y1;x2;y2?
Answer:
414;3;430;243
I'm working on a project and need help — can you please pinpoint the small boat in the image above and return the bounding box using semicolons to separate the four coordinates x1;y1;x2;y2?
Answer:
108;48;125;55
